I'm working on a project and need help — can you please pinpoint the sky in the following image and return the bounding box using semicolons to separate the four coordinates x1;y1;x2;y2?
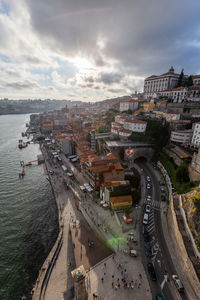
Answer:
0;0;200;102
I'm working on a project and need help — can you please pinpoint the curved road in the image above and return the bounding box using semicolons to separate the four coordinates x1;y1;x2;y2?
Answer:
136;160;189;300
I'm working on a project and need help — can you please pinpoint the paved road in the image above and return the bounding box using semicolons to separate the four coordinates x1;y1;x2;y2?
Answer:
136;160;189;300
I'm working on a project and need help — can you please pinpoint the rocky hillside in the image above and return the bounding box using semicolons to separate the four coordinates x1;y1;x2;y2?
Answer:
182;186;200;250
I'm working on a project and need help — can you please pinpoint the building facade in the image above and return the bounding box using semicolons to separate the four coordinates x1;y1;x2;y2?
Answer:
170;130;193;145
143;67;180;99
191;122;200;148
120;99;139;112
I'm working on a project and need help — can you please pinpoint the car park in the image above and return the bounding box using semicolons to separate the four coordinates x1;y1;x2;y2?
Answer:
147;262;157;281
145;243;152;257
143;230;150;242
143;213;149;225
146;204;151;213
172;275;184;293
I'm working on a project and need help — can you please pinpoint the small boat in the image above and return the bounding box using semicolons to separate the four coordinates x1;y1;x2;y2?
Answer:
18;140;27;149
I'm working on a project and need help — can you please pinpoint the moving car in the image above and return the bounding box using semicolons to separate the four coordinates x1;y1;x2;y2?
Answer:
172;275;184;293
146;176;151;182
143;230;150;242
145;243;152;257
143;213;149;225
67;172;75;179
147;183;151;189
147;262;157;281
146;204;151;213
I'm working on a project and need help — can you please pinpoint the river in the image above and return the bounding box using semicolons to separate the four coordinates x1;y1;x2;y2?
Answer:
0;114;58;300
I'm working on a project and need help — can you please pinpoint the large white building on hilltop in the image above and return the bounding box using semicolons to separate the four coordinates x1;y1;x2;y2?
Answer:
143;67;180;99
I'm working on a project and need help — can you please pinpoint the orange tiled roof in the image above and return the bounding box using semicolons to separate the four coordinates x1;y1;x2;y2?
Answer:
110;195;132;204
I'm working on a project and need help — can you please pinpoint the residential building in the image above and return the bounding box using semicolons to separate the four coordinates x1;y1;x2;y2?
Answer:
191;122;200;147
124;120;147;132
81;153;124;190
144;67;181;99
101;180;132;210
160;86;188;103
143;101;155;112
191;148;200;175
120;99;139;112
118;129;132;139
192;75;200;85
160;85;200;103
170;130;193;145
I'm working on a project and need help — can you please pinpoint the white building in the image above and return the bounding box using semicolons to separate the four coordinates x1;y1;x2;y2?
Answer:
143;67;180;99
124;120;147;132
119;129;132;138
160;85;200;103
120;99;139;112
192;75;200;85
115;115;128;124
160;86;188;103
191;122;200;148
170;130;193;145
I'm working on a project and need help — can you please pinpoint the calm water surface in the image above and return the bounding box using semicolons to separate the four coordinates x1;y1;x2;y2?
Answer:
0;114;58;300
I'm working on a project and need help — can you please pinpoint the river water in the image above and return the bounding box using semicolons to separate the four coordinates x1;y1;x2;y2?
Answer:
0;114;58;300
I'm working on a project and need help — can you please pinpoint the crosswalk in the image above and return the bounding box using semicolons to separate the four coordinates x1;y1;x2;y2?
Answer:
144;199;161;209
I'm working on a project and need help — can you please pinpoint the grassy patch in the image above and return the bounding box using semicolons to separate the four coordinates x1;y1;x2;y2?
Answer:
158;152;198;194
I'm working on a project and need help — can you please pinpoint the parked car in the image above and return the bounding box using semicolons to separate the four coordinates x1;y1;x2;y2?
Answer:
159;181;164;186
147;262;157;281
161;187;165;193
147;195;152;200
146;204;151;213
143;230;150;242
172;275;184;293
67;172;75;179
145;243;152;257
161;195;166;201
156;296;164;300
147;183;151;189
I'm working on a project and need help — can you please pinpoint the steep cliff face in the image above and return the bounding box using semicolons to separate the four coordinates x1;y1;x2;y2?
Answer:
182;187;200;249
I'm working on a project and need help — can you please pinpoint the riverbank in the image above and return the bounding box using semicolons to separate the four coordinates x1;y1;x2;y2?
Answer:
32;143;113;300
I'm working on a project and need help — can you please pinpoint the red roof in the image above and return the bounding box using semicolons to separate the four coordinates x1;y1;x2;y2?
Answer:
192;75;200;79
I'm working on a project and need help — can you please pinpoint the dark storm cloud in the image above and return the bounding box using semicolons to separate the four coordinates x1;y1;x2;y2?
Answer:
97;72;123;85
26;0;200;76
5;80;39;90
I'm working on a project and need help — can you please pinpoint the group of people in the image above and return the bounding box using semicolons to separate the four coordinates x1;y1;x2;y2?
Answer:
101;257;142;292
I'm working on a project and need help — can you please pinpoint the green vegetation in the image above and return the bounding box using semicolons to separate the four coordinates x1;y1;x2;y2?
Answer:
158;152;198;194
190;195;200;207
130;119;170;158
124;207;131;216
125;167;141;204
37;136;45;141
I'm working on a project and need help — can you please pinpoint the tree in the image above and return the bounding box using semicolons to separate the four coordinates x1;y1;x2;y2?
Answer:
176;164;189;182
177;69;184;87
185;75;193;87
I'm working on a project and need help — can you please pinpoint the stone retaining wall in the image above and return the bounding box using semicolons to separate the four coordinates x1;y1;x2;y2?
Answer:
167;196;200;299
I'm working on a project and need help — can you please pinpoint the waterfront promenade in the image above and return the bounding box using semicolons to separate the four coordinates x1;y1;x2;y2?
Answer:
32;144;152;300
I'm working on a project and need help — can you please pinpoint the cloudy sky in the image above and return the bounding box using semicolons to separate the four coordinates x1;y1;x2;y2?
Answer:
0;0;200;101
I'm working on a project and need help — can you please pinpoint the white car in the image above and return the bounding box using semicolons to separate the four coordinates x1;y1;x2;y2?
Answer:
147;183;151;189
146;176;151;182
143;213;149;225
146;205;151;213
172;275;184;293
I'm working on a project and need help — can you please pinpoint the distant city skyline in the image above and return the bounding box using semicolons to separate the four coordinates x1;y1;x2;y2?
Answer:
0;0;200;101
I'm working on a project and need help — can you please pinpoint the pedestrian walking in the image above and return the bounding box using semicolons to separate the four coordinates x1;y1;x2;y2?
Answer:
104;262;107;268
118;283;120;289
115;284;118;290
101;277;104;283
112;282;114;288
